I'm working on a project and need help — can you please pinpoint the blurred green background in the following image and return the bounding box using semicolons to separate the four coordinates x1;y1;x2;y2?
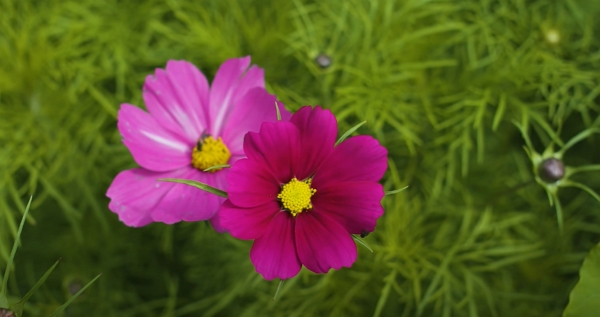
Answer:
1;0;600;316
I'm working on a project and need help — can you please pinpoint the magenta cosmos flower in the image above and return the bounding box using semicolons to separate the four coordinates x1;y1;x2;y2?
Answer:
106;57;290;229
219;106;388;280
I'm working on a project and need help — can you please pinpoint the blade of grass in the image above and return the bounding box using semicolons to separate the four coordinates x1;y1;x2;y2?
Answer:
0;196;33;309
47;273;102;317
336;121;367;146
11;259;61;316
373;270;396;317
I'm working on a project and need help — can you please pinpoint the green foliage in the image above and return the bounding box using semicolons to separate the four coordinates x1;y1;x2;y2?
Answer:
1;0;599;316
563;241;600;317
0;198;100;317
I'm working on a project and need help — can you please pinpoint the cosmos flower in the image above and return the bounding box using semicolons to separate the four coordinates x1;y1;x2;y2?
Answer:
219;106;388;280
106;57;290;229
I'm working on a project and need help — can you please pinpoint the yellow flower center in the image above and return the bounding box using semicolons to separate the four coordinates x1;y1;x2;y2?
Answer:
191;136;231;172
277;178;316;217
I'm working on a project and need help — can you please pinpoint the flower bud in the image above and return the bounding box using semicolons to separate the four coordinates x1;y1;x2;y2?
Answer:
539;158;565;183
315;54;332;69
544;28;560;45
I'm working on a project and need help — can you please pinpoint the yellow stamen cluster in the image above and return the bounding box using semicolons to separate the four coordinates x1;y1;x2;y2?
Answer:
191;136;231;172
277;178;316;216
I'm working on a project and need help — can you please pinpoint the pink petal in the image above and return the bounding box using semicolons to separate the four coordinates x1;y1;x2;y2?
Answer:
209;212;226;233
150;166;227;224
106;168;182;227
209;57;265;136
313;135;388;188
143;60;210;141
250;212;301;280
118;104;192;172
106;166;227;226
243;121;300;183
222;88;291;155
295;211;357;274
219;200;280;239
289;106;338;180
226;158;280;208
228;153;246;167
312;181;385;234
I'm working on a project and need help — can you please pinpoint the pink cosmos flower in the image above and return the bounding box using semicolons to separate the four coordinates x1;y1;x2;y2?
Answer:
219;106;388;280
106;57;290;229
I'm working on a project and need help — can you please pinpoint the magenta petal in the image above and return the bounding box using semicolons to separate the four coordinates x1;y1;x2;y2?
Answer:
150;166;226;224
295;212;357;274
118;104;192;172
209;212;226;233
313;135;388;187
222;88;291;155
143;60;210;141
227;159;280;208
106;168;180;227
209;57;265;136
219;200;280;239
312;181;384;234
243;121;300;183
250;212;301;280
289;106;338;179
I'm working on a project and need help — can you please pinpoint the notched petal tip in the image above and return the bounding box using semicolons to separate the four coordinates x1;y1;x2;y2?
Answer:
250;213;302;280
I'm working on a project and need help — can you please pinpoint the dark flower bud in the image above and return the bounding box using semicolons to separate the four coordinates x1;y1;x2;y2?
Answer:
539;158;565;183
0;309;15;317
315;54;332;69
68;280;83;295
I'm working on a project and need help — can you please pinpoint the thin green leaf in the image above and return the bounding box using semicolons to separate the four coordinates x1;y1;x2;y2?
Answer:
563;242;600;317
275;102;282;121
11;259;61;316
385;186;408;196
513;120;534;152
567;164;600;175
335;121;367;146
553;194;564;234
47;273;102;317
352;234;373;253
0;196;33;309
159;178;228;198
559;128;600;156
561;180;600;203
373;270;396;317
273;279;284;301
203;164;231;172
492;93;506;131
